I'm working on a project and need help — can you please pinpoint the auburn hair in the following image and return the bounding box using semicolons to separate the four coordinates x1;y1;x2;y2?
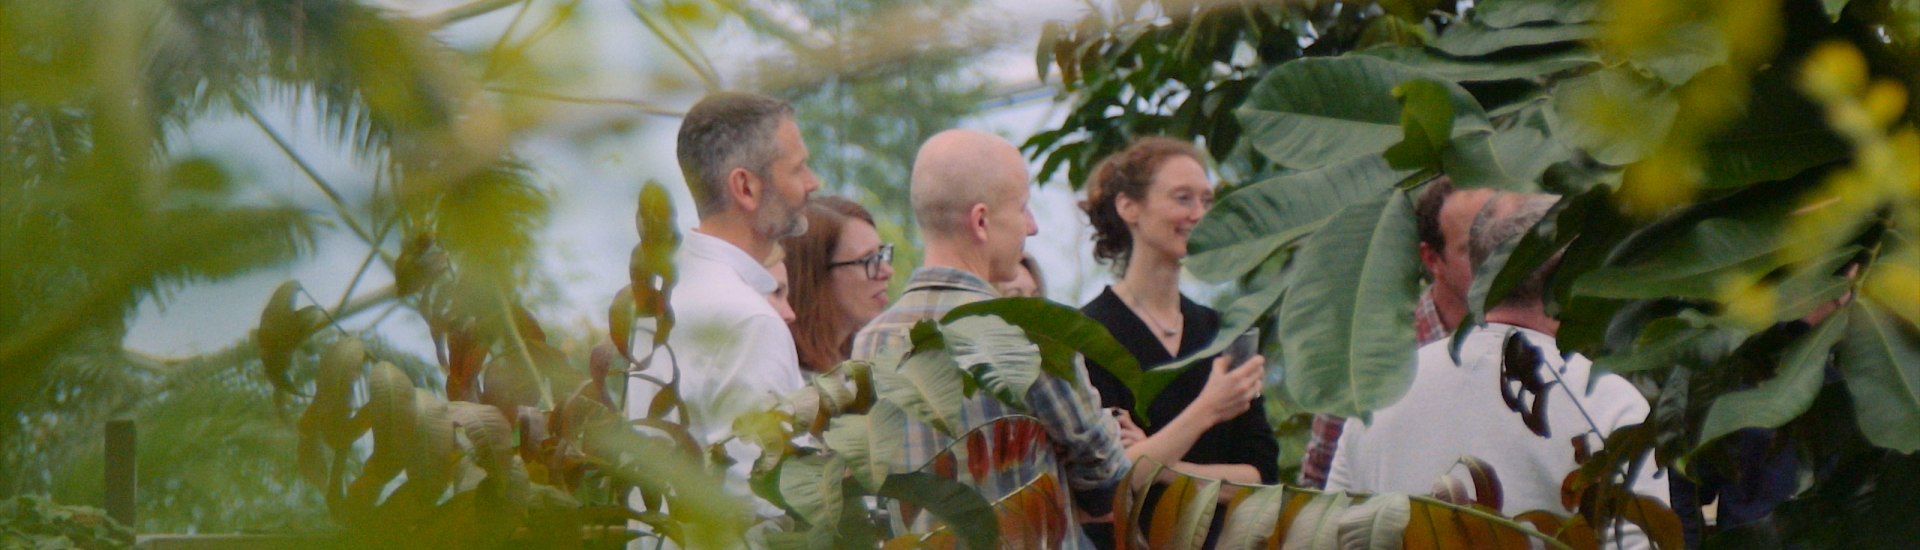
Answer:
1081;136;1205;267
781;196;877;373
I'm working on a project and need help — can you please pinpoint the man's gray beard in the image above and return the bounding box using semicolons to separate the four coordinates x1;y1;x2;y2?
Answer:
758;205;809;240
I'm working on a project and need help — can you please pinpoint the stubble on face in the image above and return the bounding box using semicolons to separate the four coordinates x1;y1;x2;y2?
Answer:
756;119;815;241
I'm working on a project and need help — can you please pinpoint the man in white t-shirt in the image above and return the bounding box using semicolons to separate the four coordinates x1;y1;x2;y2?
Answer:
625;92;818;518
1327;193;1668;550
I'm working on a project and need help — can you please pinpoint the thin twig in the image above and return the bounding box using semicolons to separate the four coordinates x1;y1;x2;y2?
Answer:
482;0;538;80
497;288;555;409
623;0;720;91
236;97;388;263
425;0;522;27
483;86;685;116
335;246;382;313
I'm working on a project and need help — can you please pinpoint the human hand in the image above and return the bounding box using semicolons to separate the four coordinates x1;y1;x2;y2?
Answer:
1109;408;1146;447
1191;355;1266;425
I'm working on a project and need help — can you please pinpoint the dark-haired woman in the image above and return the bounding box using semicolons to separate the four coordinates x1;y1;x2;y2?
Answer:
1079;137;1279;549
782;196;895;374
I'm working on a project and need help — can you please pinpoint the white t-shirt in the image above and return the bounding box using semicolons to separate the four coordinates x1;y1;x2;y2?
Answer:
1327;323;1668;549
625;230;802;515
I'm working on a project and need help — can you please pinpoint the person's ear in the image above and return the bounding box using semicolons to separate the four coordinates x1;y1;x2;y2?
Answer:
727;167;762;214
1419;241;1444;275
969;203;992;243
1115;193;1142;226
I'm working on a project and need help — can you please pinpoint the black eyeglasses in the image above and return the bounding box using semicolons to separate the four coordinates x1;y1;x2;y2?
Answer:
828;244;893;280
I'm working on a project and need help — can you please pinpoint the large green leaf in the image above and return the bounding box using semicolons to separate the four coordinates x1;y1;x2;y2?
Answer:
1622;19;1730;86
1697;70;1850;190
1548;67;1677;166
1472;0;1601;28
1186;227;1311;284
1383;79;1458;171
941;315;1043;410
1237;56;1489;170
944;297;1134;385
877;472;998;550
1697;311;1850;448
873;343;967;436
777;454;847;528
1334;493;1410;550
1430;16;1597;57
1278;192;1424;418
1190;155;1418;268
1357;46;1600;83
822;403;906;492
1590;316;1749;376
1836;300;1920;453
1572;218;1787;300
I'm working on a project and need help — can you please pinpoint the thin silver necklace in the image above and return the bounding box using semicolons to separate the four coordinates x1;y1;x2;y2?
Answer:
1118;284;1180;338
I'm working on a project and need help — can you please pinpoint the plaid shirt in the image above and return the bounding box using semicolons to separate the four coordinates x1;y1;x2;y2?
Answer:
1300;288;1451;488
851;266;1130;549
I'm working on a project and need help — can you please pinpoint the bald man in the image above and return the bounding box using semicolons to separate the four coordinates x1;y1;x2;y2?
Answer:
852;130;1129;549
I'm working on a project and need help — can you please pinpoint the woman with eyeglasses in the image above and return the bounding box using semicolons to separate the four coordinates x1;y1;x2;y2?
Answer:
781;196;896;374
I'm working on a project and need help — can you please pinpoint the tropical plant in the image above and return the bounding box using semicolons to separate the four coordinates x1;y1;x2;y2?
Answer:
1034;0;1920;547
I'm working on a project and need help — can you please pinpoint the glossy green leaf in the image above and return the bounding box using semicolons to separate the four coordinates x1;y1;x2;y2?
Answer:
824;402;907;492
1238;56;1488;170
1358;46;1600;83
1186;227;1309;284
1591;316;1748;375
1573;218;1786;300
1384;79;1457;170
874;347;966;436
1431;17;1597;57
1447;99;1572;191
1836;300;1920;452
1335;492;1410;550
1698;311;1850;448
1191;155;1418;265
1278;193;1425;418
941;315;1043;409
1473;0;1601;28
877;472;999;550
1698;70;1850;190
944;297;1119;385
778;454;847;528
1548;67;1676;166
1623;20;1729;86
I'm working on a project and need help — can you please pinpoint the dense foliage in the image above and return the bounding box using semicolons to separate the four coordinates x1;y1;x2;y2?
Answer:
1036;0;1920;547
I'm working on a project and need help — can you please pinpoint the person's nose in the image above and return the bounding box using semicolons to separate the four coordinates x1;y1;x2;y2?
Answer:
1025;208;1038;236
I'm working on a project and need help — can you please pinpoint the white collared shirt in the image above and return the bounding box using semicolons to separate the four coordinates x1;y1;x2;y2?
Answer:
1327;323;1667;550
626;230;802;516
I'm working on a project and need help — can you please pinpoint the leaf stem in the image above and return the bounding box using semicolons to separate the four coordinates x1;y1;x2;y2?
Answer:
236;97;387;261
483;86;685;116
623;0;721;91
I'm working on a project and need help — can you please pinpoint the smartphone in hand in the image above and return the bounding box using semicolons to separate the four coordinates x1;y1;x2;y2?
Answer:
1223;328;1260;370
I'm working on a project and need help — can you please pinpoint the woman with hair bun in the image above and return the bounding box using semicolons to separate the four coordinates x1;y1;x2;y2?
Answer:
1078;137;1279;549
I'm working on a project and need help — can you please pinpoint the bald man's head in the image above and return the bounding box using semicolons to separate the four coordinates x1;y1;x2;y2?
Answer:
910;129;1030;239
910;129;1037;283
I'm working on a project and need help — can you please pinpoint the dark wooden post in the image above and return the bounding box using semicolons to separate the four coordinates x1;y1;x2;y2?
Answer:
105;419;135;533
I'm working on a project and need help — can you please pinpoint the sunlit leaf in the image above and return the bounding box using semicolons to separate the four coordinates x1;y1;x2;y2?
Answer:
1334;492;1409;550
1238;56;1488;171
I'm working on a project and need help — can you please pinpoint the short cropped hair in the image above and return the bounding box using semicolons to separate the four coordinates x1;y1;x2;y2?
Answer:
676;92;794;217
1413;175;1456;253
1469;194;1561;308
